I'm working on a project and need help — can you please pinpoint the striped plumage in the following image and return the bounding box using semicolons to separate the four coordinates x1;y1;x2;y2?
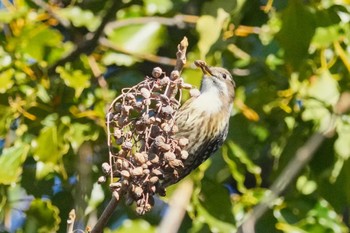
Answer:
164;62;235;186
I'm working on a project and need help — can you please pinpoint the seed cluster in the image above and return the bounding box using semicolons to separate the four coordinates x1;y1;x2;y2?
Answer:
100;66;198;215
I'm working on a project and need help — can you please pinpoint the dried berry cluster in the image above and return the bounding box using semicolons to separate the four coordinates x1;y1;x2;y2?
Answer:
99;66;198;215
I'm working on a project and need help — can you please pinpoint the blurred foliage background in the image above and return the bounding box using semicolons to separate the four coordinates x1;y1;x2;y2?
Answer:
1;0;350;232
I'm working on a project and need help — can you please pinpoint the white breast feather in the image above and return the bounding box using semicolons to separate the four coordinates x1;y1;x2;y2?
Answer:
191;87;222;114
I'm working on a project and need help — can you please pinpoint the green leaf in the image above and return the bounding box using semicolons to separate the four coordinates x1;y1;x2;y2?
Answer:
302;71;339;131
312;25;343;48
58;6;100;31
32;125;69;164
105;22;165;66
0;69;15;93
68;122;99;153
277;0;316;69
196;9;229;59
0;145;29;184
56;67;90;98
334;120;350;160
25;199;61;233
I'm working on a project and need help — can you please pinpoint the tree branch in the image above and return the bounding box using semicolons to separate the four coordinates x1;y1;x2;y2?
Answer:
48;0;120;74
158;180;193;233
90;192;120;233
237;92;350;233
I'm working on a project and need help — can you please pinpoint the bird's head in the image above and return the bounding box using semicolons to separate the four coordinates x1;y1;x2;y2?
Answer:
194;60;235;102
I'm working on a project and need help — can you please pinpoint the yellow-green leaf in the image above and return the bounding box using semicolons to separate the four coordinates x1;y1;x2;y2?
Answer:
0;144;29;185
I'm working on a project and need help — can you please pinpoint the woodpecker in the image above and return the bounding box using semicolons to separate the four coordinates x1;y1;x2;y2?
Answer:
164;61;235;186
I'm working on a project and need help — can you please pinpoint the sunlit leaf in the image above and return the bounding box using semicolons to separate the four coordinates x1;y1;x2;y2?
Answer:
302;71;339;131
0;144;29;184
196;9;229;59
32;125;69;164
334;120;350;160
56;67;90;98
58;6;100;31
0;69;15;93
105;22;165;66
68;122;99;152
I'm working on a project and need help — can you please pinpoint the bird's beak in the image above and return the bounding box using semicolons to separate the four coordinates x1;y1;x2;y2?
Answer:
194;60;213;76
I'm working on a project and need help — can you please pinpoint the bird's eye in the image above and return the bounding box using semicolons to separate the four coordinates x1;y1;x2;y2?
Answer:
222;73;227;79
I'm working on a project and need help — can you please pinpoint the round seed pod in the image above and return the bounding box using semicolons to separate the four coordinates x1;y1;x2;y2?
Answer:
164;151;176;161
131;167;143;176
135;152;146;164
121;170;130;178
152;67;163;78
161;105;174;115
150;154;159;164
122;160;129;169
126;93;135;101
159;76;170;86
178;138;189;147
149;176;159;183
169;159;184;168
140;88;151;98
161;123;171;132
171;125;179;133
159;143;171;151
181;150;189;160
170;70;180;80
98;176;106;184
143;169;150;175
113;129;122;139
152;169;162;177
109;182;122;189
133;186;143;198
102;162;111;174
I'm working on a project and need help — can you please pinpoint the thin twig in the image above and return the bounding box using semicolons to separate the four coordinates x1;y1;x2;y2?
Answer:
104;15;198;35
174;37;189;72
165;37;189;98
66;209;76;233
99;38;178;66
31;0;71;28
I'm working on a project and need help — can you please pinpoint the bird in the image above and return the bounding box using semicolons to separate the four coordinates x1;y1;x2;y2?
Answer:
163;60;235;186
